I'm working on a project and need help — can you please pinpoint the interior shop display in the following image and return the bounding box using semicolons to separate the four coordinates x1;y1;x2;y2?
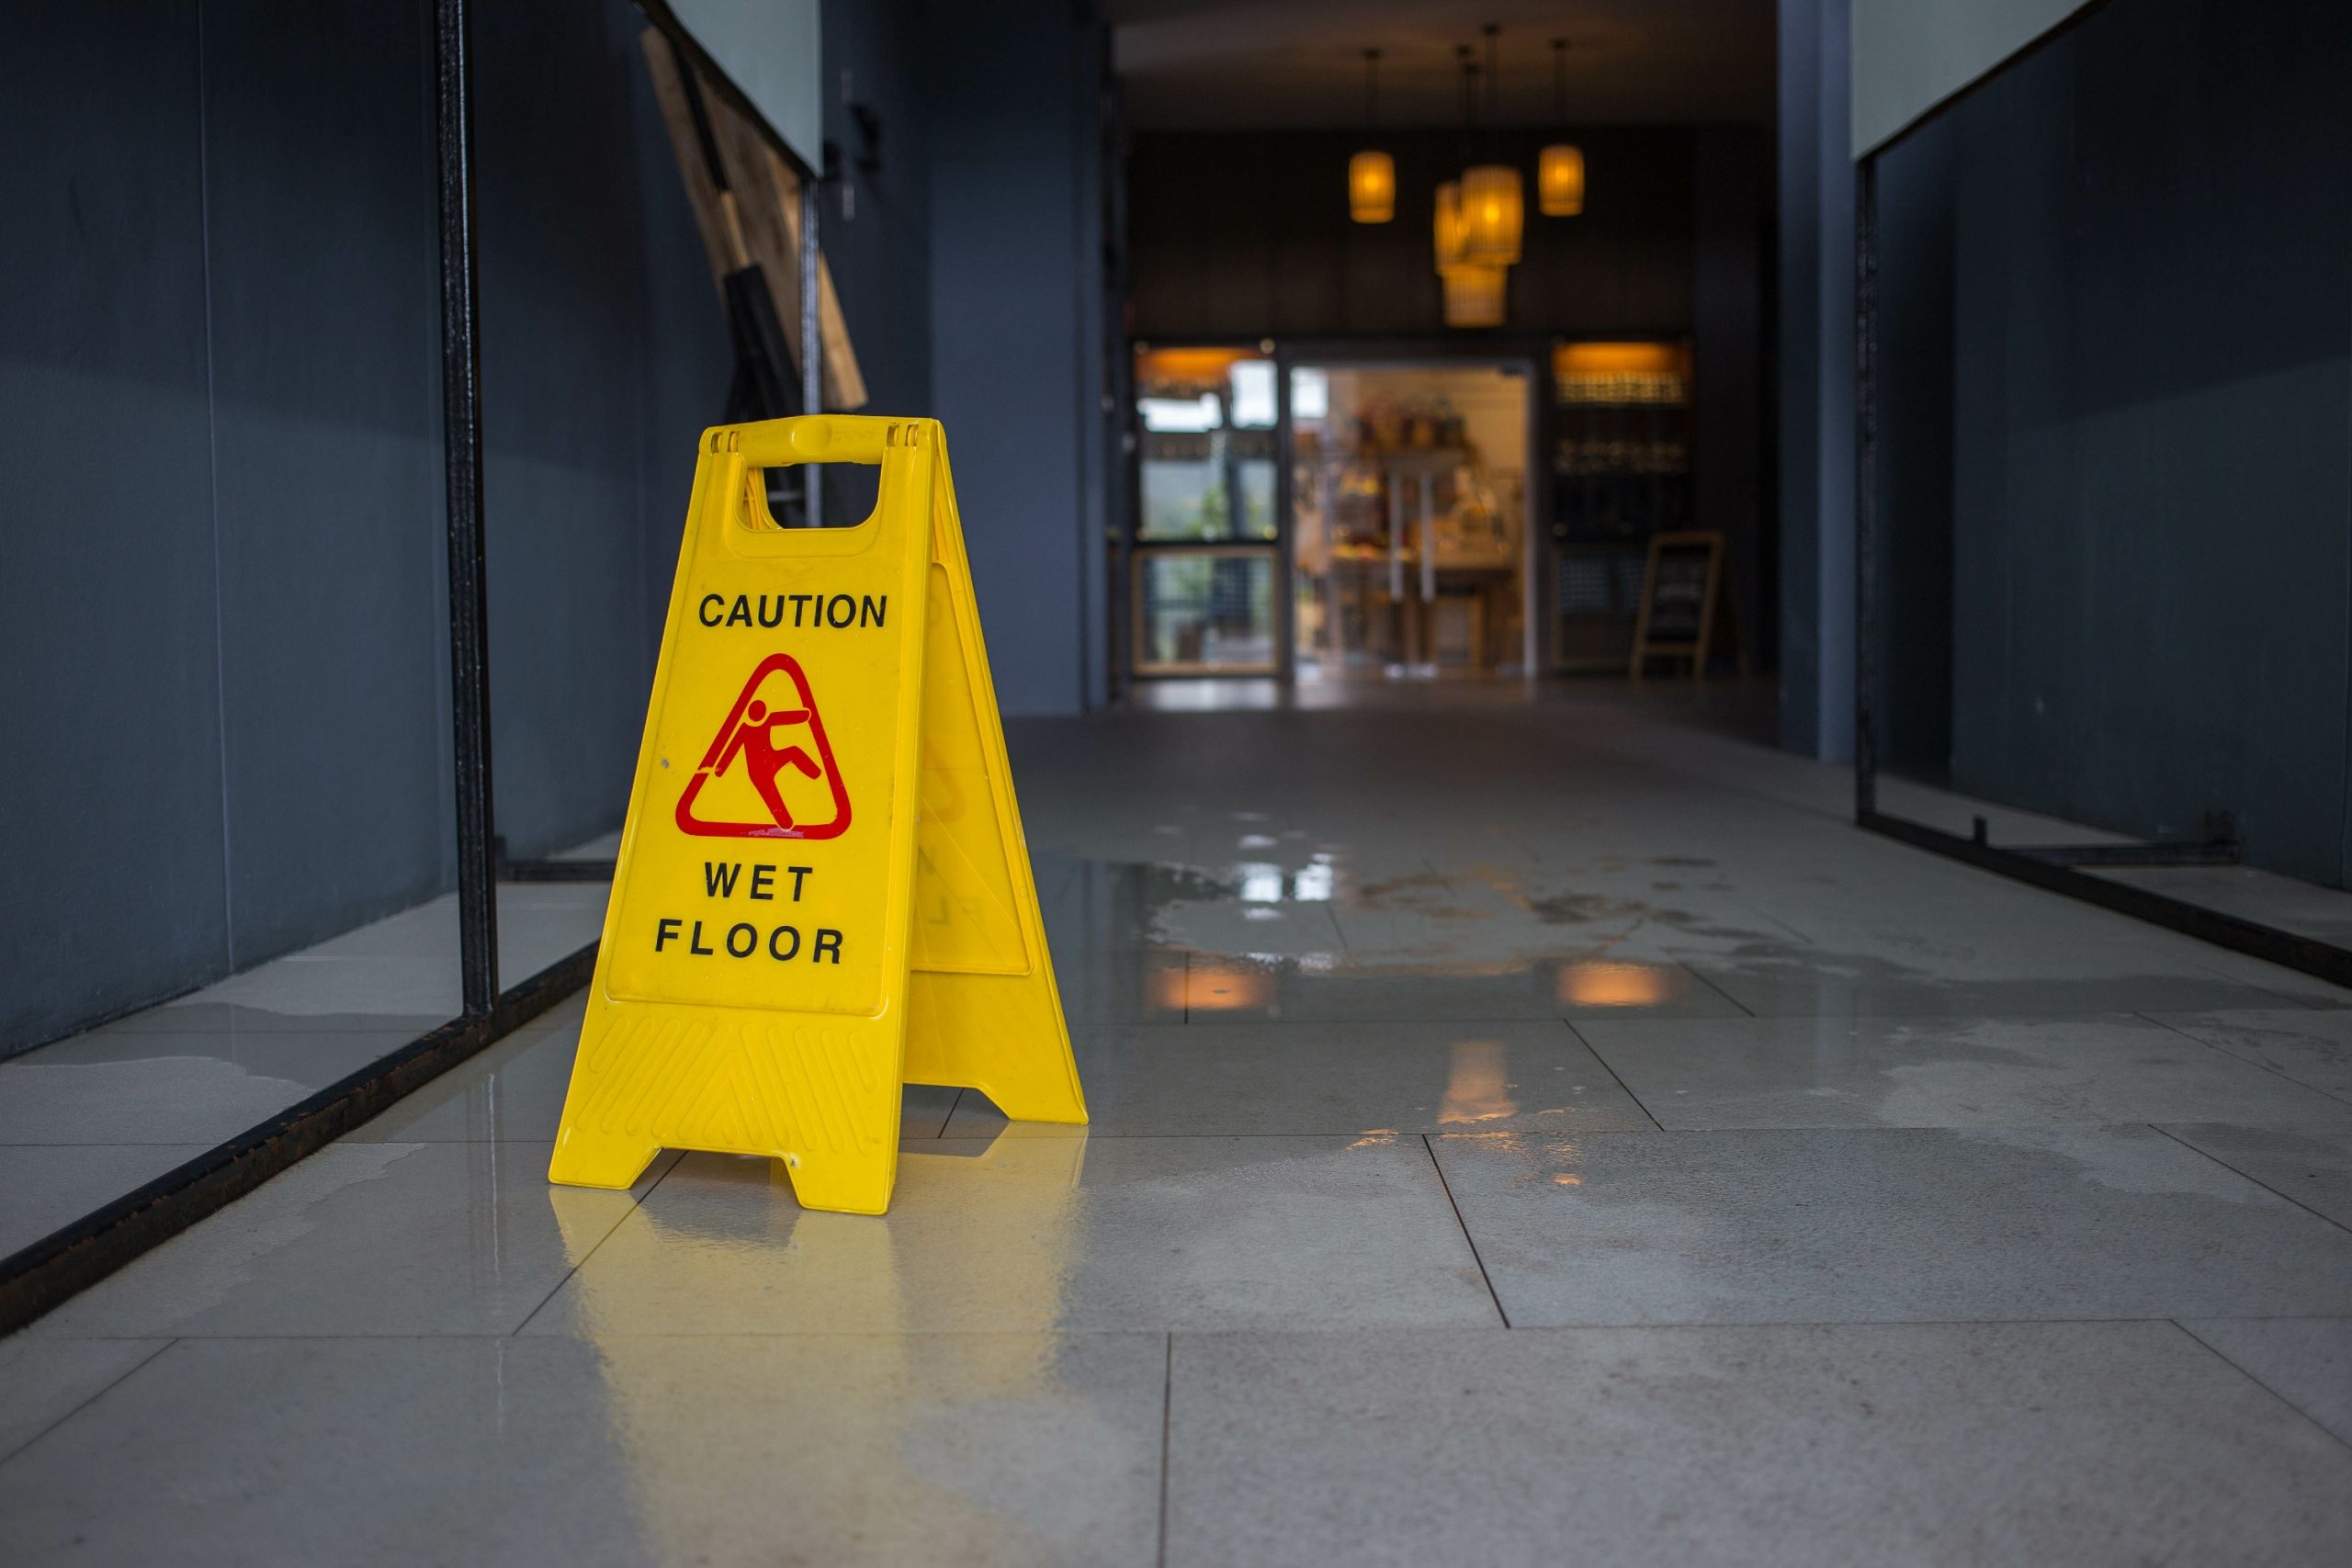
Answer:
1549;340;1694;671
1290;367;1528;679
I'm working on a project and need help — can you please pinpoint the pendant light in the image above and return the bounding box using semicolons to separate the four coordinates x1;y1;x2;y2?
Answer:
1459;24;1523;265
1433;181;1466;268
1539;39;1585;217
1347;49;1395;223
1438;49;1505;328
1441;259;1507;329
1432;49;1474;272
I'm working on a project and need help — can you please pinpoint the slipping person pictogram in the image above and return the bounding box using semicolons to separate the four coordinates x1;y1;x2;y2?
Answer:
674;654;853;839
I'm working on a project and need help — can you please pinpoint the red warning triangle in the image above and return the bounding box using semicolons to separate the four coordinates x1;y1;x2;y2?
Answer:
673;654;853;840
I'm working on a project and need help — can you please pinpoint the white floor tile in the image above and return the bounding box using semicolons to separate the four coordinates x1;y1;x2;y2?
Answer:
0;1334;1164;1567
1166;1322;2352;1567
0;1337;168;1463
2181;1317;2352;1446
525;1135;1498;1336
947;1019;1652;1137
1430;1124;2352;1325
1577;1012;2351;1129
2161;1119;2352;1229
2154;1007;2352;1100
0;1145;210;1258
29;1142;663;1338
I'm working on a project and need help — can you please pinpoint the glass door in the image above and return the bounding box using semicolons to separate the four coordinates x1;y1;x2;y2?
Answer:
1287;361;1532;682
1127;347;1281;676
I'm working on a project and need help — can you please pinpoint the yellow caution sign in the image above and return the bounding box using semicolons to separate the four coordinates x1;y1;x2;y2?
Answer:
548;415;1086;1213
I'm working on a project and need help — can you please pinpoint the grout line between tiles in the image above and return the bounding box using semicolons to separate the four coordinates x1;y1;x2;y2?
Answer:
2147;1124;2352;1239
1674;960;1758;1018
2131;1012;2352;1110
507;1156;681;1336
912;1117;2352;1144
0;1335;179;1472
1563;1021;1668;1132
1746;906;1818;946
1421;1134;1509;1329
1155;1333;1173;1568
1319;900;1351;955
37;1314;2352;1343
2167;1318;2352;1457
2184;956;2346;1013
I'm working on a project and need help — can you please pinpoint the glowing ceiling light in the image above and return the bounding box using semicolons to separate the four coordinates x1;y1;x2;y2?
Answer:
1459;164;1523;265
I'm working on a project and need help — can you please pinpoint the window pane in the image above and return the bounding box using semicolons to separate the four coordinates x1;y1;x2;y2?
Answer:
1227;360;1276;427
1136;553;1274;671
1235;457;1277;541
1134;346;1276;543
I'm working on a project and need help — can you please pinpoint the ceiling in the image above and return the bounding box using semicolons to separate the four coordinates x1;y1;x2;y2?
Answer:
1104;0;1776;131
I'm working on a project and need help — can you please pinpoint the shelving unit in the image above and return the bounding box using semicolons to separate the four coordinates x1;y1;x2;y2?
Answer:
1548;340;1694;671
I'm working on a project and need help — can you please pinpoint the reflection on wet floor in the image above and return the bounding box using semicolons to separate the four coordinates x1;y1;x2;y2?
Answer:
5;695;2352;1562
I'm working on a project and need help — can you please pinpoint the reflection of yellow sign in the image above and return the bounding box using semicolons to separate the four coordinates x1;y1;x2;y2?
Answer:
548;416;1087;1213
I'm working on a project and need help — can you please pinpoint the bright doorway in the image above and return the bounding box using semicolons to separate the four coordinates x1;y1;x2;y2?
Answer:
1287;361;1534;682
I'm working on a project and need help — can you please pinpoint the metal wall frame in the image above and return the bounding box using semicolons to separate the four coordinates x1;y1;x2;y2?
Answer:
0;0;826;1334
1847;23;2352;994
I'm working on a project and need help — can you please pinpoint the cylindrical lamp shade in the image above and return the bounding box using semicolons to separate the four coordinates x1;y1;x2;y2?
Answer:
1432;181;1466;268
1440;263;1507;329
1459;164;1523;264
1538;143;1584;216
1349;149;1396;223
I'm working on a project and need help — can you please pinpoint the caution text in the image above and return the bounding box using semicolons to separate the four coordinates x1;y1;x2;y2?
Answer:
698;592;886;630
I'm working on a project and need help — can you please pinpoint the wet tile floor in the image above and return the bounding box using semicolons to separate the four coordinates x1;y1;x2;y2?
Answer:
5;694;2352;1563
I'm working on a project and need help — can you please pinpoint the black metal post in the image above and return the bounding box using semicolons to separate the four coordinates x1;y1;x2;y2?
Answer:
435;0;499;1015
799;173;822;521
1271;344;1295;680
1852;154;1879;821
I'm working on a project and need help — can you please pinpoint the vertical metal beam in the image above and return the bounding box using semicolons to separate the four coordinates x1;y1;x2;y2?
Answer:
1270;344;1295;681
799;174;822;523
434;0;498;1015
1851;153;1881;821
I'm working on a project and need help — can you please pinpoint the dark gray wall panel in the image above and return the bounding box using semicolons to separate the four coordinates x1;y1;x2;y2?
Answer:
1693;127;1772;670
4;0;737;1047
477;0;671;862
1885;0;2352;884
202;0;451;960
0;3;229;1044
1871;111;1955;779
821;0;934;419
924;0;1102;716
626;16;735;654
